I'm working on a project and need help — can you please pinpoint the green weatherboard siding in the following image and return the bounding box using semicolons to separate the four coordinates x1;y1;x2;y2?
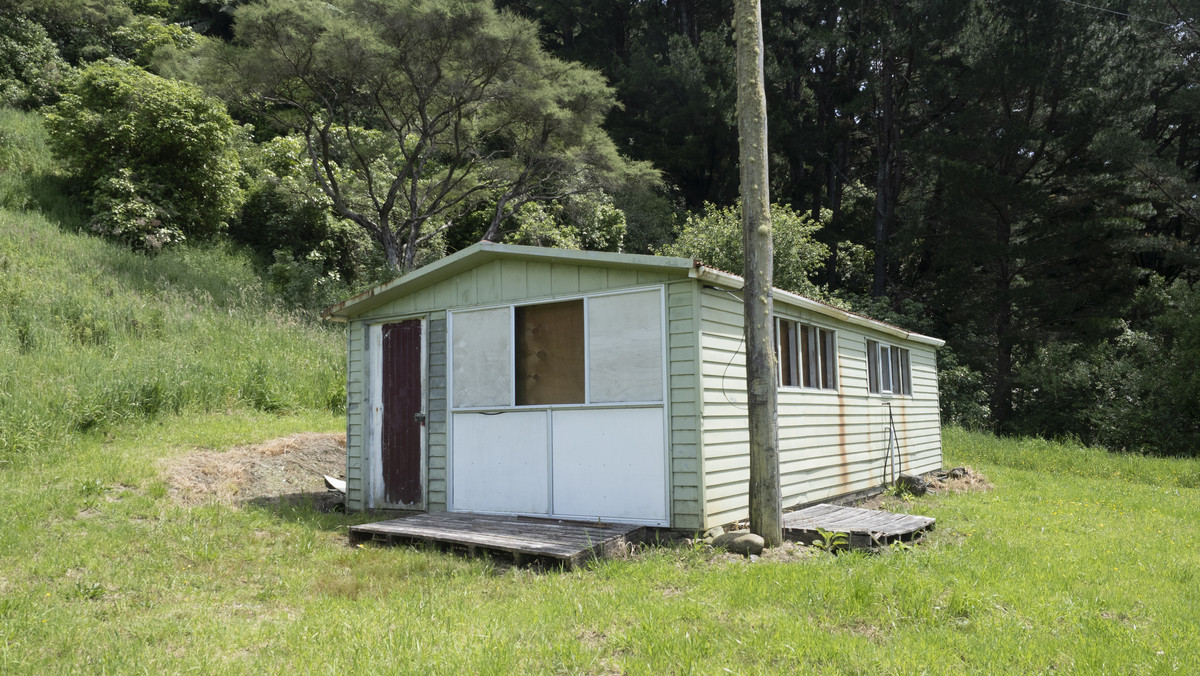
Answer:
332;243;942;530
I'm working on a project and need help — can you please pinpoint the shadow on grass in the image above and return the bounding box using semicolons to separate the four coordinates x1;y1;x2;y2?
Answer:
242;490;373;537
26;173;88;230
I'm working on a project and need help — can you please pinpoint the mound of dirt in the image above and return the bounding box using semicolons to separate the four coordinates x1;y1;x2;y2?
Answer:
161;432;346;510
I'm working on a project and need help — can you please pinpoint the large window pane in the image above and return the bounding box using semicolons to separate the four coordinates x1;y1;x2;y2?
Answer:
867;339;880;393
880;345;893;393
589;290;663;403
451;307;512;407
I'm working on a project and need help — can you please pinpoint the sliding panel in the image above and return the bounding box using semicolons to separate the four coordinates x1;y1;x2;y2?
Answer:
451;307;511;408
588;290;664;403
551;407;667;524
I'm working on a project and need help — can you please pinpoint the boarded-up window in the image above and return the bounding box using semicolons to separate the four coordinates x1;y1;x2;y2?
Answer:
588;290;663;402
516;300;585;405
777;318;837;390
452;307;512;407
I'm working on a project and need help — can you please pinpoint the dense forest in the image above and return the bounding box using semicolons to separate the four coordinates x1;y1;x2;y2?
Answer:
2;0;1198;456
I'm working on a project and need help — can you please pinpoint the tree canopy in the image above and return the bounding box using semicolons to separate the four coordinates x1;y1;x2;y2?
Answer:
7;0;1200;454
206;0;655;271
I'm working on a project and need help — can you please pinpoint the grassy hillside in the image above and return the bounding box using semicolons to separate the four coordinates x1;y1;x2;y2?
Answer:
0;108;345;466
2;107;1198;673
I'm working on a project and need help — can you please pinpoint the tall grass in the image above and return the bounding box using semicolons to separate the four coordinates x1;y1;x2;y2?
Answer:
944;427;1200;489
0;109;345;466
0;108;87;228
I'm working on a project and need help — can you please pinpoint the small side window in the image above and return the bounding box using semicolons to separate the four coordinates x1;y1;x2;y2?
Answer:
867;338;911;396
776;318;837;391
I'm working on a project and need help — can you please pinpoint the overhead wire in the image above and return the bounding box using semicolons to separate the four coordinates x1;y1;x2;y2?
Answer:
1055;0;1175;27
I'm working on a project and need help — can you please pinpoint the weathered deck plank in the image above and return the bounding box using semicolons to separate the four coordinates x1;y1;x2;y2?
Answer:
349;512;644;568
782;503;935;549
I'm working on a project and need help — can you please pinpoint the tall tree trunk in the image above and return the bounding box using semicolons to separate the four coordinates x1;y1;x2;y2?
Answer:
872;43;899;297
381;228;401;273
823;138;848;287
734;0;782;546
992;217;1014;431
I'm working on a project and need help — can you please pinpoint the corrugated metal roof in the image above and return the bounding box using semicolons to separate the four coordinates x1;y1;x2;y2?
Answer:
322;241;945;347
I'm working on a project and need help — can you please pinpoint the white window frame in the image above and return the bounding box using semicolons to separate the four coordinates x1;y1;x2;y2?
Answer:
775;317;838;391
447;286;667;411
867;339;912;396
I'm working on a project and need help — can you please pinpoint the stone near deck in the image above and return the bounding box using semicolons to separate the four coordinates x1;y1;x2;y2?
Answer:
712;531;765;556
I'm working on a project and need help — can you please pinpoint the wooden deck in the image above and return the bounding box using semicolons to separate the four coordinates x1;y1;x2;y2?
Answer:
349;512;645;569
783;503;935;550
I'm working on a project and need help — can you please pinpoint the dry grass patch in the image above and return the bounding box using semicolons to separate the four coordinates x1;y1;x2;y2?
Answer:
927;465;994;493
161;432;345;508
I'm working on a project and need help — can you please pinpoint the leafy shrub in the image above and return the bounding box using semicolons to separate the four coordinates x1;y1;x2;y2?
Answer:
45;59;244;249
267;249;352;311
658;201;829;297
86;168;179;251
1007;279;1200;456
503;194;626;252
0;14;68;108
110;15;199;67
233;134;383;301
938;348;990;431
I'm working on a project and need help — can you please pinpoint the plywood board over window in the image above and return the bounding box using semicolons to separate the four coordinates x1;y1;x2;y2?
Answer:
516;300;585;405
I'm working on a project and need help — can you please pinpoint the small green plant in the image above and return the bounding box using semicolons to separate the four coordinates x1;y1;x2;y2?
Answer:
812;527;849;553
78;478;109;497
72;581;105;600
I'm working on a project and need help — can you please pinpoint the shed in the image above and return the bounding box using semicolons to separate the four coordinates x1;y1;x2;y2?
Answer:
324;242;945;531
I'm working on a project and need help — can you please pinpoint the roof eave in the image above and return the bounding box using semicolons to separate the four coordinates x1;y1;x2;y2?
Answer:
321;242;697;320
692;264;946;348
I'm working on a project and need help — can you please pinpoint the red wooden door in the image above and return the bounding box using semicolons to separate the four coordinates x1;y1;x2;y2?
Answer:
382;319;423;506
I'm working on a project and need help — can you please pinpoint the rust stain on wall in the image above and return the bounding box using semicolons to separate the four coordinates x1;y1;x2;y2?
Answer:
836;372;850;490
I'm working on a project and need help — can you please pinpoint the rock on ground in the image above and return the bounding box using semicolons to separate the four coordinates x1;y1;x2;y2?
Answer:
712;531;766;556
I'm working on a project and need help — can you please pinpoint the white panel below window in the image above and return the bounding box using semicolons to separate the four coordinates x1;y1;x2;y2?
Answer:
551;407;667;523
452;411;548;514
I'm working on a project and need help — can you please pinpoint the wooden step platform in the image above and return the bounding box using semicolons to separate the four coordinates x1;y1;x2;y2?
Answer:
349;512;645;569
783;503;935;550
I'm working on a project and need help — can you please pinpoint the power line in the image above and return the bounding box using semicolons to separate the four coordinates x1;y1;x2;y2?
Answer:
1056;0;1175;27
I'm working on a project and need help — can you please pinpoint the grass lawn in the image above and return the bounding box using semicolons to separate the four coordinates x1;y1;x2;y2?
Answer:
1;422;1196;674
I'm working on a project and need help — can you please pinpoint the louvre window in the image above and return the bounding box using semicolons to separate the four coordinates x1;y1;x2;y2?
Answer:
776;318;838;390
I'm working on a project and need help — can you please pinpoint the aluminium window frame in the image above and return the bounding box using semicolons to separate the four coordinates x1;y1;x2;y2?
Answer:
447;286;668;412
775;316;839;392
866;338;912;396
